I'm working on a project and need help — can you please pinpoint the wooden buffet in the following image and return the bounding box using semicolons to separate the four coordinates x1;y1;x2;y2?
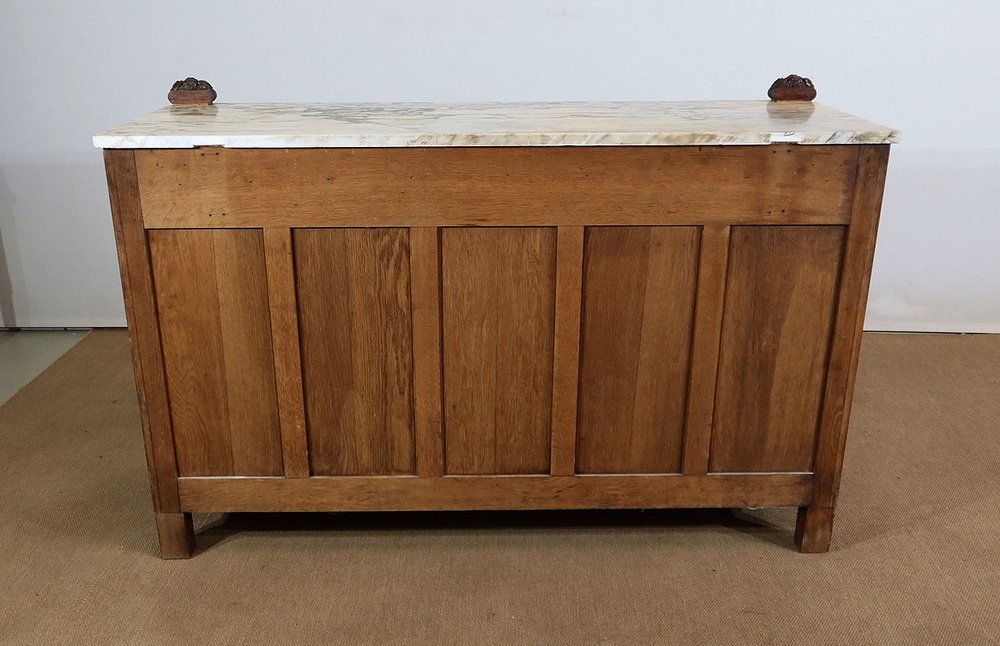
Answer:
95;100;898;558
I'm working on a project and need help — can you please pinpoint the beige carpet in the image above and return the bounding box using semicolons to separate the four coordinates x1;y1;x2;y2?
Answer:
0;330;997;645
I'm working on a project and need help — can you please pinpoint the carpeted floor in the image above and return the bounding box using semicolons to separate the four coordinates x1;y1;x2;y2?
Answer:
0;330;997;644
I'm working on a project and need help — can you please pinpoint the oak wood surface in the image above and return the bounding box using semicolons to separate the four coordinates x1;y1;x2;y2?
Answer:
550;226;585;476
710;226;845;473
576;226;700;474
107;141;891;556
409;227;446;478
812;146;890;507
148;229;283;476
154;512;195;559
795;505;835;553
263;228;310;478
681;225;731;474
104;150;181;511
798;145;890;552
294;228;416;476
441;227;556;475
134;146;859;228
177;474;814;512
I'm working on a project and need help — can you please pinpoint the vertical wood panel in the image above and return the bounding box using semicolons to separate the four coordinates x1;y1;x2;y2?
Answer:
441;227;556;475
104;149;181;511
550;226;585;476
797;149;887;551
681;225;731;474
263;227;310;478
153;231;231;475
811;146;890;507
149;229;283;476
710;225;846;473
212;231;283;474
295;228;416;476
410;227;445;477
576;226;700;474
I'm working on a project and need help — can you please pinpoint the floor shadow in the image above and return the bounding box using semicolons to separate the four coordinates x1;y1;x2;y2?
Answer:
193;507;800;553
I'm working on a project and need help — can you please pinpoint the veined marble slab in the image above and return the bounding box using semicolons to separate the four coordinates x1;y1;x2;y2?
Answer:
93;101;899;149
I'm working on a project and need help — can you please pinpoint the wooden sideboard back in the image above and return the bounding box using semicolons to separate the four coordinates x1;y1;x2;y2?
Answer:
105;144;888;518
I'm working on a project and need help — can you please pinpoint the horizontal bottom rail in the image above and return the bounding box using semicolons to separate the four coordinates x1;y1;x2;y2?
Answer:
177;473;813;513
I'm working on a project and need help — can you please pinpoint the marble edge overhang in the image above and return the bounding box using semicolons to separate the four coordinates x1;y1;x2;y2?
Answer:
92;101;901;149
92;130;901;149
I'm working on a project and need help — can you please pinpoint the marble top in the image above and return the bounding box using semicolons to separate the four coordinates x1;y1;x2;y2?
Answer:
93;101;899;149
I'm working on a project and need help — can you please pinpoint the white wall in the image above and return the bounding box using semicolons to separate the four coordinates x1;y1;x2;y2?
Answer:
1;0;998;331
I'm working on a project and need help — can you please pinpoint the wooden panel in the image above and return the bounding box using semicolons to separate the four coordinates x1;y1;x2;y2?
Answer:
294;228;415;476
550;226;585;476
576;226;700;474
104;150;181;511
177;473;814;512
263;228;310;478
148;229;282;476
135;146;859;228
710;226;846;473
811;146;891;505
441;227;556;475
409;227;445;477
681;225;731;474
797;148;889;552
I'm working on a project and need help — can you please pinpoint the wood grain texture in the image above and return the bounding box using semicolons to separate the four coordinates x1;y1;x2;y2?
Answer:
263;228;310;478
410;227;445;477
177;473;814;512
576;227;700;474
710;226;846;473
800;145;890;552
108;140;889;555
795;505;835;553
104;150;181;511
154;512;194;559
550;227;585;476
294;228;415;476
149;229;282;477
135;146;858;228
681;225;731;475
441;227;556;475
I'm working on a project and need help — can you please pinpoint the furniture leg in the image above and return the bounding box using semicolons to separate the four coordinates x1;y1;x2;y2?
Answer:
795;505;834;553
155;512;195;559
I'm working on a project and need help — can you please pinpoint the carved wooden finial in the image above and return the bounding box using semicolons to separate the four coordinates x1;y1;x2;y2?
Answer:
168;77;217;105
768;74;816;101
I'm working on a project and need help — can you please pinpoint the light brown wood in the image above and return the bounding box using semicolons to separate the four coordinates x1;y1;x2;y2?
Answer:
576;227;700;474
550;226;585;476
154;512;195;559
294;228;416;476
151;231;229;474
710;226;846;473
148;229;283;476
441;227;556;475
409;227;445;478
263;228;310;478
795;505;834;553
798;145;890;552
681;225;731;475
177;474;814;512
104;150;181;511
134;146;858;228
105;139;892;556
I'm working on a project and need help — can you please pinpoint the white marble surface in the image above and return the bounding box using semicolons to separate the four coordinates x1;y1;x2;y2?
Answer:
93;101;899;149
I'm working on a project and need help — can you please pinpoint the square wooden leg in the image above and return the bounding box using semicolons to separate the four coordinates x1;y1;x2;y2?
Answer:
155;512;195;559
795;505;834;553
